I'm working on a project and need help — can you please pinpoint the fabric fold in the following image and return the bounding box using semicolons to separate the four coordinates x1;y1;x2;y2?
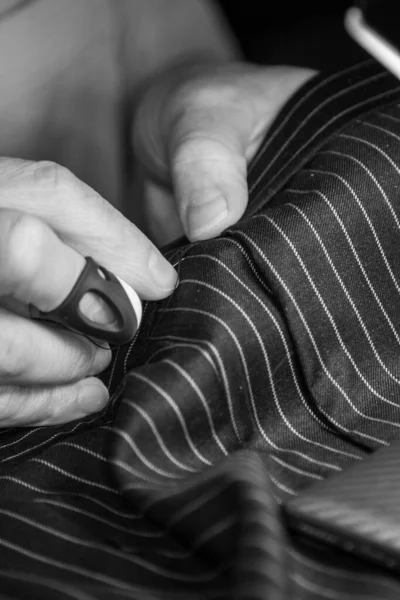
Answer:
2;60;400;598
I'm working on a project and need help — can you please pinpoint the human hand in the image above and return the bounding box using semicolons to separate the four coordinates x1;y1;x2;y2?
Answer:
0;158;177;426
133;62;316;245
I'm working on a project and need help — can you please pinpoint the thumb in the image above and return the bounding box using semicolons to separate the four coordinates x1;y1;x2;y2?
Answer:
134;64;316;241
138;67;253;242
170;126;248;241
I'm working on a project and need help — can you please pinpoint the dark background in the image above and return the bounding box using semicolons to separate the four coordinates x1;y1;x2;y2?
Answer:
217;1;367;69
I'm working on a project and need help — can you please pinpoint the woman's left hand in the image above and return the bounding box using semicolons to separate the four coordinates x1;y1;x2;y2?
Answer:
133;62;316;246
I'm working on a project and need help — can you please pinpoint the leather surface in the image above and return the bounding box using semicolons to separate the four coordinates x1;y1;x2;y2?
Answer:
286;442;400;571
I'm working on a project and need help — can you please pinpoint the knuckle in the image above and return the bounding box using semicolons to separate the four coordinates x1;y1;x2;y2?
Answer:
0;328;24;382
32;160;73;191
64;339;100;379
33;160;103;206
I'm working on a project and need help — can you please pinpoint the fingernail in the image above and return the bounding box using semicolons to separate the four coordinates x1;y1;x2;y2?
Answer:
78;379;109;414
184;195;228;239
148;250;178;291
80;292;117;326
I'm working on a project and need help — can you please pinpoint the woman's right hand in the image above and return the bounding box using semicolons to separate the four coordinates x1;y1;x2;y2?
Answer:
0;158;178;427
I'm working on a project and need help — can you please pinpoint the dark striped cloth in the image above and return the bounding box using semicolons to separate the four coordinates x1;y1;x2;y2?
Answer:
2;59;400;599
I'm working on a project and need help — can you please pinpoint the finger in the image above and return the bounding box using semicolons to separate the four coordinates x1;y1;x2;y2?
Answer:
0;307;111;385
133;65;248;241
134;64;316;242
168;67;316;241
171;128;248;241
0;377;109;427
0;209;85;312
0;210;120;358
0;159;177;299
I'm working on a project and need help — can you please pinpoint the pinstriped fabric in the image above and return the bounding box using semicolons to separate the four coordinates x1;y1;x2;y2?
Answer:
2;60;400;598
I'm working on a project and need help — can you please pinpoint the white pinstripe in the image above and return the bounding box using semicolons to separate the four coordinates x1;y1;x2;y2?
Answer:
291;573;377;599
177;281;357;472
160;305;344;474
0;509;221;582
249;60;375;188
0;427;45;451
58;442;108;463
265;215;400;416
315;155;400;296
269;454;324;480
107;345;121;392
0;569;98;600
0;538;222;589
110;457;170;485
361;118;400;145
290;548;400;588
215;238;273;294
238;231;387;445
163;481;231;529
34;498;160;538
0;476;139;518
182;253;359;463
129;372;213;467
286;185;400;354
33;478;264;560
30;459;122;494
161;359;228;456
119;400;204;473
377;110;400;124
146;343;221;383
251;73;397;197
268;473;296;496
110;426;188;478
113;416;195;475
192;516;235;550
340;129;400;186
149;334;240;444
0;407;108;462
287;202;400;388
